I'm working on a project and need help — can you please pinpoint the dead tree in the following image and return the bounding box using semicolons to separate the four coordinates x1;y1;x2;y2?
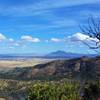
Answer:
79;16;100;49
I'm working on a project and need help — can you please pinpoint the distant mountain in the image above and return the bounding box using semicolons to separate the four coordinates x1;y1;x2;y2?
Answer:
0;51;97;60
44;50;86;58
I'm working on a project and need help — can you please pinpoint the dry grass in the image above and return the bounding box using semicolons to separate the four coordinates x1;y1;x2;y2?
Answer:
0;58;52;70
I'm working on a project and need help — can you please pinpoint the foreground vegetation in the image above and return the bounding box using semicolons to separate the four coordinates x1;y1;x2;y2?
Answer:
27;81;80;100
0;79;34;100
26;80;100;100
0;79;99;100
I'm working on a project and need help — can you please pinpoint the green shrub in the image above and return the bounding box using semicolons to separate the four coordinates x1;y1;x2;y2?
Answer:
26;81;81;100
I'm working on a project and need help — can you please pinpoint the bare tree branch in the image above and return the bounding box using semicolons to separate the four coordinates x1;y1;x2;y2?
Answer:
80;16;100;50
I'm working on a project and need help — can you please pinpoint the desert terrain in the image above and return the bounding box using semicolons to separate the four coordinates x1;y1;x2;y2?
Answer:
0;58;52;71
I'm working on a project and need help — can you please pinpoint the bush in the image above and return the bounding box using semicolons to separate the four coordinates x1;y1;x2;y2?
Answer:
26;81;81;100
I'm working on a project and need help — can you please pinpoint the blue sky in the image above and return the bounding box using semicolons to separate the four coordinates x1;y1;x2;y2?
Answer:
0;0;100;54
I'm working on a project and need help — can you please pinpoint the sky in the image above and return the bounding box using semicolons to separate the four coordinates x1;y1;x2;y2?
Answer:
0;0;100;54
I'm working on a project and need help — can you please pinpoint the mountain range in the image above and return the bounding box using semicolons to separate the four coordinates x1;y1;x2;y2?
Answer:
0;50;97;59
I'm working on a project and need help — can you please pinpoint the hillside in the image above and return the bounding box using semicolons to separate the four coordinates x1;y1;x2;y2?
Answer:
0;56;99;81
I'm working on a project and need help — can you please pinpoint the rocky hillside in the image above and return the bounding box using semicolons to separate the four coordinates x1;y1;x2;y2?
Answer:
0;56;100;81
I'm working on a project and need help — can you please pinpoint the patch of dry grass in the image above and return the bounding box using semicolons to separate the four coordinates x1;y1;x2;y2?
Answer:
0;59;51;70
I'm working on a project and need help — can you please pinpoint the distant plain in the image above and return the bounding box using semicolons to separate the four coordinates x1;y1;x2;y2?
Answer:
0;58;52;71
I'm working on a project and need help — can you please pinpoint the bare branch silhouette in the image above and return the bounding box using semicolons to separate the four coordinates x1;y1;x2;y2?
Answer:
80;16;100;50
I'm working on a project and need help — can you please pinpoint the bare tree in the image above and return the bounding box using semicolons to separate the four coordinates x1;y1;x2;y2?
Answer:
79;16;100;49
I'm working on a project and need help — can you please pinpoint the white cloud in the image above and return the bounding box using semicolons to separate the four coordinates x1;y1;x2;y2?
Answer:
0;33;6;41
9;38;14;42
21;35;40;42
14;43;20;46
68;32;100;49
51;38;62;42
70;32;99;43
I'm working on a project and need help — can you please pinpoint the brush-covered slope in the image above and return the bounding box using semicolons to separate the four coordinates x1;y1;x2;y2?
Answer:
0;56;100;80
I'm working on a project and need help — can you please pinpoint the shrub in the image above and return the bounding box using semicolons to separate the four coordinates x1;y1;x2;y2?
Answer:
26;81;81;100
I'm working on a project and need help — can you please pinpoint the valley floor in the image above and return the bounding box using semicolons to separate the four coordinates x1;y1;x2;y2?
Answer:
0;58;52;70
